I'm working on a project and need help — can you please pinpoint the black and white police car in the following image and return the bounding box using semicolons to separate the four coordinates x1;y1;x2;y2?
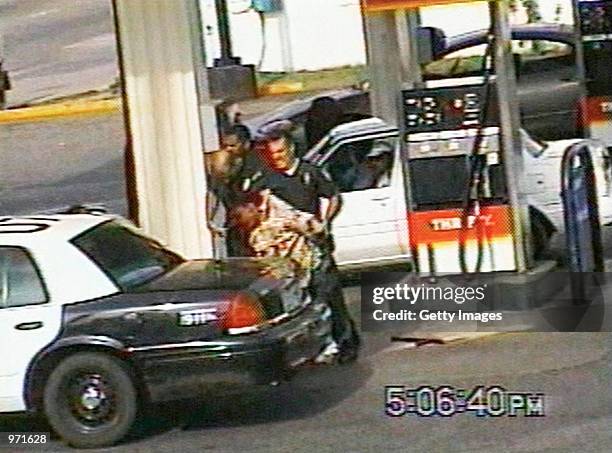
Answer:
0;213;331;448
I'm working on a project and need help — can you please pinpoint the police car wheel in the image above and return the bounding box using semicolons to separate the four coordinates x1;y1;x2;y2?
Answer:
43;352;138;449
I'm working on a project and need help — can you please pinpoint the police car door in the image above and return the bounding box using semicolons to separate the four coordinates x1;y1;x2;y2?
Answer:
320;135;410;266
0;247;62;412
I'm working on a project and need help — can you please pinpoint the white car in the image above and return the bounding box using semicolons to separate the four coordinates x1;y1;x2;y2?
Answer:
303;118;611;270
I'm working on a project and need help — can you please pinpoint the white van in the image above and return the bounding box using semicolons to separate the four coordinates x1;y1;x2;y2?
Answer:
303;118;612;270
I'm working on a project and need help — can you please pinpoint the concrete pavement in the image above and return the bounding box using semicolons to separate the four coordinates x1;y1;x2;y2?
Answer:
2;332;610;452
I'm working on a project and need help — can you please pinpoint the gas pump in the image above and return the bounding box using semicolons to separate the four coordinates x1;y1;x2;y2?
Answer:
403;78;518;275
575;0;612;146
361;0;589;324
362;0;531;277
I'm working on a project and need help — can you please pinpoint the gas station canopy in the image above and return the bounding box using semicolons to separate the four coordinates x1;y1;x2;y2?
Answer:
362;0;483;12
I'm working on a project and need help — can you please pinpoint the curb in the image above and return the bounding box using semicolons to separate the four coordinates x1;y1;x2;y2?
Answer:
0;99;121;124
258;82;304;96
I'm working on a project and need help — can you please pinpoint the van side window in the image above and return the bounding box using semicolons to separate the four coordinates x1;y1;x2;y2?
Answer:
323;137;396;192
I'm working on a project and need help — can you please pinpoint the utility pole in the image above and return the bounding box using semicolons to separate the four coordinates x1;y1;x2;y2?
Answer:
214;0;241;66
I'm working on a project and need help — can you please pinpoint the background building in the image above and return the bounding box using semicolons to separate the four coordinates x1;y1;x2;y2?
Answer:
199;0;574;73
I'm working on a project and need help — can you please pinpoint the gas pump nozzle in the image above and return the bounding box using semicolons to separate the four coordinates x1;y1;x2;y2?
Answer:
458;29;496;276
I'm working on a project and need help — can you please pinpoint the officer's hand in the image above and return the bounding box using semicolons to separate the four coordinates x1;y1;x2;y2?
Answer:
306;219;326;236
282;217;307;234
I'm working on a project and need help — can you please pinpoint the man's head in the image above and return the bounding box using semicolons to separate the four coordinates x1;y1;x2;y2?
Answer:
228;191;265;233
257;126;297;172
206;149;235;181
220;124;252;158
364;142;393;174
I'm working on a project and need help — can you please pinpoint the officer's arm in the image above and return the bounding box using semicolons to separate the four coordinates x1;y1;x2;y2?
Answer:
206;189;216;219
316;167;342;226
322;193;342;225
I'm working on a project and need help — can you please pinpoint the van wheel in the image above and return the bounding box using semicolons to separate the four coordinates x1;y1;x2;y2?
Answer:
43;352;138;449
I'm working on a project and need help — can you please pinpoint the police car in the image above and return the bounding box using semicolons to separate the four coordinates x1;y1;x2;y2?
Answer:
0;213;331;448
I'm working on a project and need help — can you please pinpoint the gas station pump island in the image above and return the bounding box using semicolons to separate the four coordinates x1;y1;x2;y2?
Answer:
109;1;608;322
363;0;532;278
360;0;608;322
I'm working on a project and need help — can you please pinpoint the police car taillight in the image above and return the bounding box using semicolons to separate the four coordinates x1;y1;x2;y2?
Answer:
219;293;266;332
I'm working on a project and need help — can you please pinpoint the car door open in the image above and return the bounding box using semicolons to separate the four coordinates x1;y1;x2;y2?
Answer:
321;135;410;267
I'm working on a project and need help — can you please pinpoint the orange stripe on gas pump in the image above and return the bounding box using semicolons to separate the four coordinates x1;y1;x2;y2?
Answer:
408;205;517;274
408;205;514;244
362;0;483;12
581;96;612;124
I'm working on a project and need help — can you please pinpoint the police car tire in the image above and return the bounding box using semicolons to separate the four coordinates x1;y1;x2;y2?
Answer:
43;352;138;449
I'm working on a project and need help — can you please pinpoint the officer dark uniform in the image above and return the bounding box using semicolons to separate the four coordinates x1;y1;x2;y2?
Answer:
242;132;360;362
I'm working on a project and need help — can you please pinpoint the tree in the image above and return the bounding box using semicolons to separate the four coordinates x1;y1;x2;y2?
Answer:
554;3;564;23
509;0;544;53
522;0;542;23
509;0;542;23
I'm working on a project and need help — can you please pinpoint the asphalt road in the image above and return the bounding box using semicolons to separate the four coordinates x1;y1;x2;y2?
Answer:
1;331;611;452
0;112;127;216
0;0;118;106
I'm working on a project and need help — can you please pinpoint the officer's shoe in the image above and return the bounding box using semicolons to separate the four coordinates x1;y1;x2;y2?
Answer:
337;339;360;365
314;340;340;364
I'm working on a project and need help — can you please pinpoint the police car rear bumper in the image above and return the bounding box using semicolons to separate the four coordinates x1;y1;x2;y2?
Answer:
133;303;332;402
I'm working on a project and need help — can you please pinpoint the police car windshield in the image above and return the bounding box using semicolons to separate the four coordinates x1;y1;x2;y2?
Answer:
72;221;184;291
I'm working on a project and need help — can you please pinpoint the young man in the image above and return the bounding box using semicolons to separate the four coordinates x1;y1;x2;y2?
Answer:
241;128;360;363
205;125;253;257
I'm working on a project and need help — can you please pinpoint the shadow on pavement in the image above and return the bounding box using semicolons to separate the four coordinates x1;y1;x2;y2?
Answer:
0;361;372;449
127;360;372;443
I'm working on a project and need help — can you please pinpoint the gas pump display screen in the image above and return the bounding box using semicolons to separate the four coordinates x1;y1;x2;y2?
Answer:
579;1;612;37
402;84;498;134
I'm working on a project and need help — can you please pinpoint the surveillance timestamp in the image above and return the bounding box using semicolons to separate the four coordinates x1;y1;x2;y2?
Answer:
384;385;545;417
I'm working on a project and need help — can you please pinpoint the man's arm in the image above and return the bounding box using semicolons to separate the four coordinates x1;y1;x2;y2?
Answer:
313;165;342;229
321;193;342;225
205;189;226;235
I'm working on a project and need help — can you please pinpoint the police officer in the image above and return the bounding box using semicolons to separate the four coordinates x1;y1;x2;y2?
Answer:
242;127;360;363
